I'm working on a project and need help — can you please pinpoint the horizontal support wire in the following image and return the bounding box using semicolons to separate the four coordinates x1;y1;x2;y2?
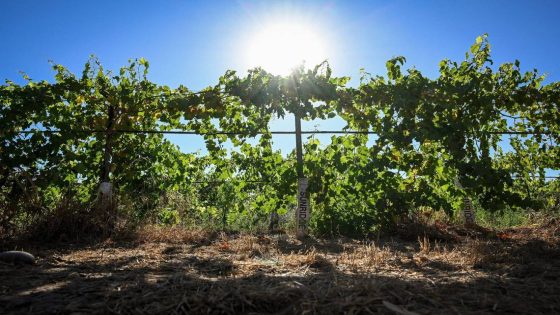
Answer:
192;180;273;184
192;177;560;185
193;176;560;184
3;129;558;135
2;130;558;181
512;176;560;179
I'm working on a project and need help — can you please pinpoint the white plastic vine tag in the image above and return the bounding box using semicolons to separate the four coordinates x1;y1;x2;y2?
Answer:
453;177;475;225
463;197;476;225
98;181;113;212
296;178;309;236
453;177;464;189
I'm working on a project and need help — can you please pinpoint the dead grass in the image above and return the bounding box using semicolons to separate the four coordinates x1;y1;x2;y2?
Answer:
125;225;217;246
1;220;559;314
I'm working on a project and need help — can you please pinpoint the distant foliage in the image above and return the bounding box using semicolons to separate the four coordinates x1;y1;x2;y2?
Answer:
1;35;559;237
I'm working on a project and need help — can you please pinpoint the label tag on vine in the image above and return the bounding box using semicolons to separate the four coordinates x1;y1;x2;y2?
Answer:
453;177;464;189
463;197;476;225
98;181;113;208
296;178;309;236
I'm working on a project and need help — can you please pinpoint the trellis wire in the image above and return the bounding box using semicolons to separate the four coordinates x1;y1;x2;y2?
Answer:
4;129;558;136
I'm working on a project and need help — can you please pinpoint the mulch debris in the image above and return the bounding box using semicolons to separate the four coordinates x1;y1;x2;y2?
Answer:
1;221;559;314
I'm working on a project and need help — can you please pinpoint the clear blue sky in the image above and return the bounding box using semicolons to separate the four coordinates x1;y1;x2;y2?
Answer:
2;0;560;155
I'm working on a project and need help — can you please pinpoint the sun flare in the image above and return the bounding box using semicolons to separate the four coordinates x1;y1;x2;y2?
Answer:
245;21;327;75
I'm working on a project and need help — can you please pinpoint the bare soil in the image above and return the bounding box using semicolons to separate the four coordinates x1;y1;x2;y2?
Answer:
1;220;559;314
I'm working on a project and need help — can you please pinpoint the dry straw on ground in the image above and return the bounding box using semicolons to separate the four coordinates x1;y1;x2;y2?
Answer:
1;219;559;314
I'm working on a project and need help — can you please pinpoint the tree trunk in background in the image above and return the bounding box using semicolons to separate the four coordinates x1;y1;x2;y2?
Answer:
97;104;115;231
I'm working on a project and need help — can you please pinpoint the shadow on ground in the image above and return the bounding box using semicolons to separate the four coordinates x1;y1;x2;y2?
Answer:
1;226;559;314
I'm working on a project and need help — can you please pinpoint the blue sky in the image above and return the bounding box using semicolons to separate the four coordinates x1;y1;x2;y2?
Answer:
2;0;560;156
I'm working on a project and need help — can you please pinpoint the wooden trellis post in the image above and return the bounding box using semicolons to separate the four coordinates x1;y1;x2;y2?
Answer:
97;104;116;230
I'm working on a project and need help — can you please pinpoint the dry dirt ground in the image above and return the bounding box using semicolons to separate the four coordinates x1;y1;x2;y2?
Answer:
1;221;559;314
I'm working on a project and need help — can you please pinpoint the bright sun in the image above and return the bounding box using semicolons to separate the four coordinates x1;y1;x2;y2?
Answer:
246;21;327;75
